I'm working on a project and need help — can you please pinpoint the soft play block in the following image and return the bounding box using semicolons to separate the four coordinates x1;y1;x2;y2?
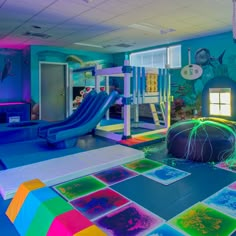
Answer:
6;179;45;222
47;209;93;236
74;225;107;236
26;196;73;236
14;187;59;236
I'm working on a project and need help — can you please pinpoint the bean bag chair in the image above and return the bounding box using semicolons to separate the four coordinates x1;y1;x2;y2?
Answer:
167;118;236;162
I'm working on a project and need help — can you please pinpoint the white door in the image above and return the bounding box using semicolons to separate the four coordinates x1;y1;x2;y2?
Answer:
39;62;69;121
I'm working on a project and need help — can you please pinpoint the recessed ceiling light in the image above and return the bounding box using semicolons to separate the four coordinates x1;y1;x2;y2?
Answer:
23;31;50;38
74;42;103;48
129;24;160;33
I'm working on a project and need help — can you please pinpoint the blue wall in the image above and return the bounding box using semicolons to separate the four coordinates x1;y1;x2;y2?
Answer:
22;46;31;102
0;48;26;102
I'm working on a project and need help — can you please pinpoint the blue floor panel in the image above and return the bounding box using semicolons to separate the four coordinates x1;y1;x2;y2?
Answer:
0;138;84;169
0;195;19;236
111;163;236;220
0;135;117;169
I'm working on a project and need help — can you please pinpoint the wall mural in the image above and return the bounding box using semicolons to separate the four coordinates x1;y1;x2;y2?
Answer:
171;47;231;121
193;48;227;94
0;48;23;102
1;58;13;82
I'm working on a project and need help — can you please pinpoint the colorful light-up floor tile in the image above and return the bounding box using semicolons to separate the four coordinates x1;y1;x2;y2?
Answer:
204;187;236;218
119;133;165;147
93;166;137;185
119;138;145;146
215;162;236;173
70;188;129;220
143;165;190;185
169;203;236;236
54;176;106;200
94;202;164;236
123;159;163;173
146;223;185;236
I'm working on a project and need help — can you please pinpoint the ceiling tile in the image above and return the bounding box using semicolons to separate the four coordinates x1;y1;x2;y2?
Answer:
68;0;109;7
78;7;116;23
95;0;136;14
48;0;90;17
0;0;233;53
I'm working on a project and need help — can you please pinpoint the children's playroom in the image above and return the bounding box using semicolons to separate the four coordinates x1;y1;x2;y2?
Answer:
0;1;236;235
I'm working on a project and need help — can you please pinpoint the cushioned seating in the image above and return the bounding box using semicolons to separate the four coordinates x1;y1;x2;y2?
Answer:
6;179;106;236
167;118;236;162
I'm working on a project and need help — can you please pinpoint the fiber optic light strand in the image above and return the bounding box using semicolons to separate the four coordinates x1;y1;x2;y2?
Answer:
168;118;236;167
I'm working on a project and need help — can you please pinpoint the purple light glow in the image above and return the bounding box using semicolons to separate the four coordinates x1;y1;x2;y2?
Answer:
0;102;25;106
0;44;28;50
0;37;29;50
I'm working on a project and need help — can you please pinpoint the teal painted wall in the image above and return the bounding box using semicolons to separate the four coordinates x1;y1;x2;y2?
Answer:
113;31;236;120
171;31;236;119
30;45;114;104
111;52;126;66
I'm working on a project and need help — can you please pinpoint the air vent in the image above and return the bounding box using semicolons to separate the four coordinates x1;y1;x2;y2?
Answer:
160;28;176;34
115;43;133;48
23;31;51;39
129;23;176;35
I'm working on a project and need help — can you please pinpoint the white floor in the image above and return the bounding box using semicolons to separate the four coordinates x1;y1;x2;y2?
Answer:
0;145;144;200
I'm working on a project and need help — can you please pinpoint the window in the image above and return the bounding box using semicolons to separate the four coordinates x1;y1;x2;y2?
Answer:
209;88;231;116
167;45;181;68
130;45;181;69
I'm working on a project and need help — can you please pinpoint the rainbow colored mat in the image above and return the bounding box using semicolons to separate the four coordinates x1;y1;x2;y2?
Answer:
119;132;166;147
6;179;105;236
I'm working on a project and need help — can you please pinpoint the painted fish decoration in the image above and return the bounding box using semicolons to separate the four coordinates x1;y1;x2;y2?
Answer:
0;58;12;82
66;55;84;65
194;48;226;67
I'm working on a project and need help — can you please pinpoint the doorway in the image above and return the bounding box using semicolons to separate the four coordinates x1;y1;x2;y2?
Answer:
39;62;71;121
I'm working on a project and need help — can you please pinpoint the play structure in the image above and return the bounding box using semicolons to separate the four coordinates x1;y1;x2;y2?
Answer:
0;60;171;149
72;85;105;107
0;90;116;149
71;60;172;142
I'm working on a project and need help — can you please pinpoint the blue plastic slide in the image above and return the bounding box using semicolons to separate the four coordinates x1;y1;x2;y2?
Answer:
46;92;108;136
46;91;119;148
38;90;97;138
